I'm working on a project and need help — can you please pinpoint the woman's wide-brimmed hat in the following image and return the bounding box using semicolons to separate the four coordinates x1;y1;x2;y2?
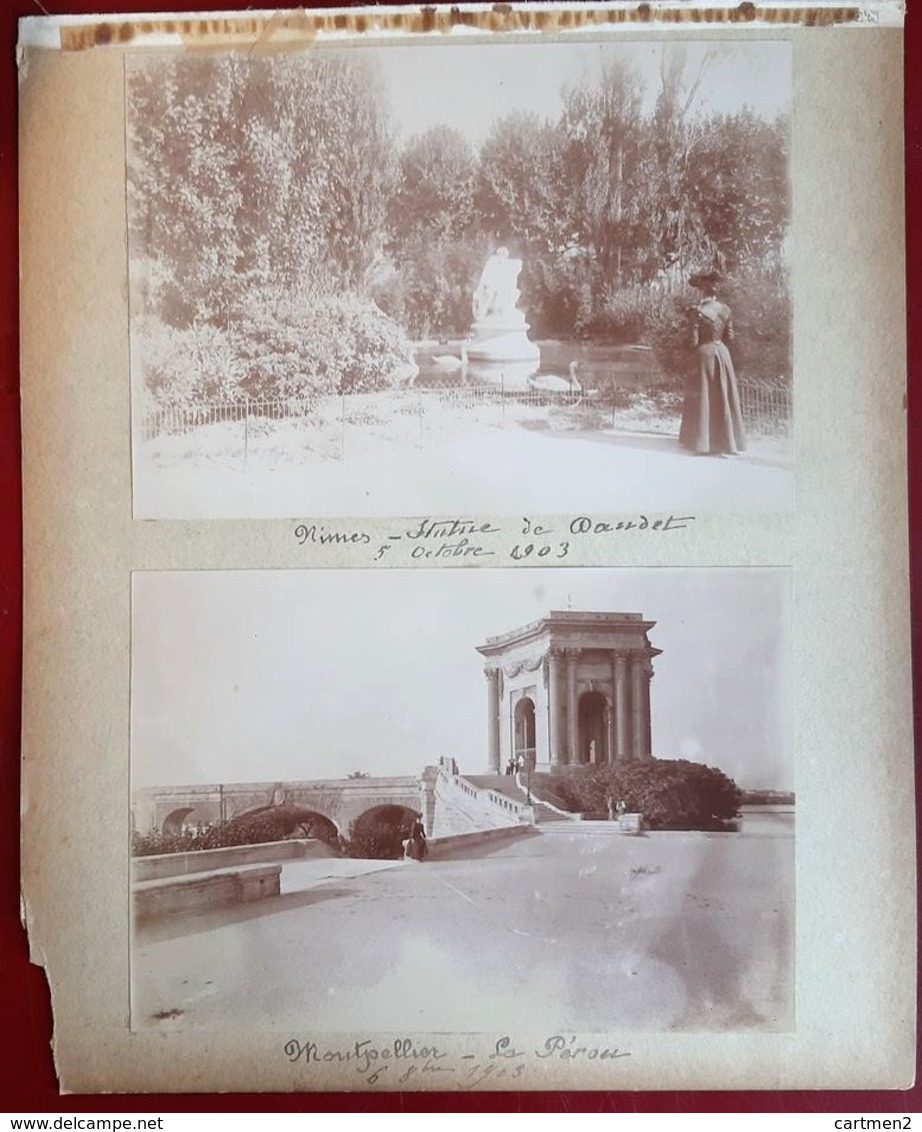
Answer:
689;268;723;290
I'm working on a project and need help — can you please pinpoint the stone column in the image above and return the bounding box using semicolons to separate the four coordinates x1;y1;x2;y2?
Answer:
612;652;629;761
630;654;647;761
485;667;501;772
535;657;550;768
640;659;654;759
566;648;579;766
547;649;564;767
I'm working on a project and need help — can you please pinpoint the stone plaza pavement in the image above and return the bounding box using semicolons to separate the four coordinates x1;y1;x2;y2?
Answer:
136;426;793;519
132;819;794;1034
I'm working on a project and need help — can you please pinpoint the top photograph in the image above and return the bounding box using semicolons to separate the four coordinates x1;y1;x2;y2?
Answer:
127;37;793;519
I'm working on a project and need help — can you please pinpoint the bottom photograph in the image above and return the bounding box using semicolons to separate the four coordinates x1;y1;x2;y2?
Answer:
130;567;794;1035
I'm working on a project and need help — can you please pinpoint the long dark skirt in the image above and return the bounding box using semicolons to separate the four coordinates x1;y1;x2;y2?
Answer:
679;342;747;455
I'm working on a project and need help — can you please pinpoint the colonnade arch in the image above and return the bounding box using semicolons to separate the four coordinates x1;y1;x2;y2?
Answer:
513;696;536;767
578;690;609;765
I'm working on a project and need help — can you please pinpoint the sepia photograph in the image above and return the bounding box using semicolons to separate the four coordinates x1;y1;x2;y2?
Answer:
127;39;793;519
130;567;794;1036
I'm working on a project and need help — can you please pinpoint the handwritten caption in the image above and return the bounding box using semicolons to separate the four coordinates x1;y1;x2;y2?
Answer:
294;513;695;564
284;1034;631;1087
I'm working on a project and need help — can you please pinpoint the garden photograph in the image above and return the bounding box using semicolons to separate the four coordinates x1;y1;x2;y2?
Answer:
127;39;793;517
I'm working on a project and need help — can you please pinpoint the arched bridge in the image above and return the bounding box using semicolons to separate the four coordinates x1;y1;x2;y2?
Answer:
132;776;430;841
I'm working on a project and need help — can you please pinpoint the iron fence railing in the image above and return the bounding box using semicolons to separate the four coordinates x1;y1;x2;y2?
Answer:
139;396;319;442
736;378;791;434
138;375;790;464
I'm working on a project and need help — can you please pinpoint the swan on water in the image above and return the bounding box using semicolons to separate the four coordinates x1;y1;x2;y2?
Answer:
528;360;582;394
431;344;468;370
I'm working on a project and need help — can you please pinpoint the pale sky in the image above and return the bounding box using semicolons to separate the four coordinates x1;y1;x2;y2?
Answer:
131;568;793;792
371;40;791;145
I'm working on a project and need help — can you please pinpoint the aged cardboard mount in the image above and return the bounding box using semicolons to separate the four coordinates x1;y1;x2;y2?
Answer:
18;7;913;1093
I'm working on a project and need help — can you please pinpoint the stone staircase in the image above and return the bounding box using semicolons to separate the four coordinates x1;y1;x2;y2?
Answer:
463;775;578;825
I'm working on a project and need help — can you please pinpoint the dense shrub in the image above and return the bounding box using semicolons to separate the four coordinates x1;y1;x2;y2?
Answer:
235;291;417;397
137;320;245;410
138;292;416;409
595;285;684;346
645;269;791;384
526;252;604;338
719;266;791;382
549;758;742;830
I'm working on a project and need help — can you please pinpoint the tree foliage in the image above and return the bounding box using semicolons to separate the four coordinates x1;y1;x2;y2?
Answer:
128;48;791;399
551;759;742;829
128;51;394;325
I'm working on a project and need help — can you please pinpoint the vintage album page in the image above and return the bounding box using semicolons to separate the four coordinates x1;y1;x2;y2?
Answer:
18;8;913;1093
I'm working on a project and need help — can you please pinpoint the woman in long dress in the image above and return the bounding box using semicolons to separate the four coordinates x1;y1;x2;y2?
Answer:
678;270;746;457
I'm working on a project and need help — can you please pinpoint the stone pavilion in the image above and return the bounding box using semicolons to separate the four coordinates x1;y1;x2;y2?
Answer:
476;611;661;773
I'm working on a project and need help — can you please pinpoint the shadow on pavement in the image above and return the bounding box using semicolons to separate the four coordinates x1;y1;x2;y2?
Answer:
134;884;356;944
517;422;791;470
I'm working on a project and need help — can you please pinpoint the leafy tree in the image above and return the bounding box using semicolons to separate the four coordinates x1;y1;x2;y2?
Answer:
127;51;395;328
477;112;569;253
559;61;645;289
382;127;486;338
630;45;719;283
127;54;247;326
389;126;477;245
683;111;789;272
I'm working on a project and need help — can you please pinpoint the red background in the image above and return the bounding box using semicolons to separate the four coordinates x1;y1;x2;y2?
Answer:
1;0;918;1112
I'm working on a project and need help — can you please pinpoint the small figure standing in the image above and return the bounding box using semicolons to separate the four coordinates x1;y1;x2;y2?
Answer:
405;815;428;862
606;795;615;822
678;269;746;458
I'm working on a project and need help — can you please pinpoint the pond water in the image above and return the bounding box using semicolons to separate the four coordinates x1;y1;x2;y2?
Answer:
737;806;795;838
415;339;666;392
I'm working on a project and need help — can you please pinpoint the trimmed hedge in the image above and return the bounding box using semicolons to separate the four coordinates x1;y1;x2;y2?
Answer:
547;758;742;830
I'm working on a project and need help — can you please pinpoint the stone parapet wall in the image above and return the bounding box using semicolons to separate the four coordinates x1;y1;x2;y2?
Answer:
426;825;534;860
133;864;282;922
132;838;333;883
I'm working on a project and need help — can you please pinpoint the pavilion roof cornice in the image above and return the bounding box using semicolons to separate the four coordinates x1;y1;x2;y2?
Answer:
476;610;658;657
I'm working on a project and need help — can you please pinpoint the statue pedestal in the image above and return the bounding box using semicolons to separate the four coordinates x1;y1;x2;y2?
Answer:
466;317;540;389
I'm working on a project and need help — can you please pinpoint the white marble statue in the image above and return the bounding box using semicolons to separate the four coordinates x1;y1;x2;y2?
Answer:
466;246;540;383
472;247;524;323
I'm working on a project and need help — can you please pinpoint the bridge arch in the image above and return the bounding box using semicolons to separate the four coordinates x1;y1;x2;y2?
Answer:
350;804;420;860
161;807;196;836
225;803;342;845
286;810;340;845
